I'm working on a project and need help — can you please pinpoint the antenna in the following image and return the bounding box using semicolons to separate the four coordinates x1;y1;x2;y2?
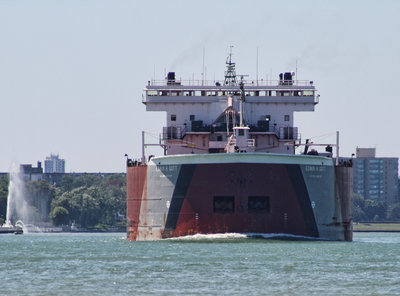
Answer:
224;46;237;86
256;47;259;86
270;68;272;84
336;131;339;166
202;47;205;85
239;76;246;127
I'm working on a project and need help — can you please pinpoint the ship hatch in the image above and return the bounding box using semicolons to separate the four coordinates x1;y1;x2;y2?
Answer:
248;196;270;213
213;196;235;213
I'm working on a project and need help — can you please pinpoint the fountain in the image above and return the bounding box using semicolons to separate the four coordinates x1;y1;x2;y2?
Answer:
1;164;25;234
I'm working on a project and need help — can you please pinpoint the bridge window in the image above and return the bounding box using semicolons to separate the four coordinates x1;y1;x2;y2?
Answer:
190;114;195;121
147;90;158;96
303;90;314;96
171;114;176;121
284;115;290;121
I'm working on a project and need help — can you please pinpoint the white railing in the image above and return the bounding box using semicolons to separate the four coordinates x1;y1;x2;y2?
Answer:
247;139;255;147
277;127;299;140
149;79;313;87
162;125;186;140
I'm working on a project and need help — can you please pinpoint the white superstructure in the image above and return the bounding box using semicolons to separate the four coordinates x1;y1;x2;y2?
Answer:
142;53;318;156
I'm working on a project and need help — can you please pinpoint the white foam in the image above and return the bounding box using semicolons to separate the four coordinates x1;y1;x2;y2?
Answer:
167;233;248;241
166;232;321;241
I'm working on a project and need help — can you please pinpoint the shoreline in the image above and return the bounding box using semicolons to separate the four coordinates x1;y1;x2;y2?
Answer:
353;223;400;232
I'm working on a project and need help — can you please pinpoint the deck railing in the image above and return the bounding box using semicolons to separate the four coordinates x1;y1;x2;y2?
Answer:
162;124;299;141
149;79;314;87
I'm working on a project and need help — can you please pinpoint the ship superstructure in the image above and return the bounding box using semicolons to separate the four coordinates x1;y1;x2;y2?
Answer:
127;52;352;242
143;52;318;156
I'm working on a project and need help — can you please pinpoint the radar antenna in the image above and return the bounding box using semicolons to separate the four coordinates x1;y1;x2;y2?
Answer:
224;46;237;86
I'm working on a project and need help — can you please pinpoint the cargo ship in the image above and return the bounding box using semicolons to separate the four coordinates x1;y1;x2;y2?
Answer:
126;52;353;241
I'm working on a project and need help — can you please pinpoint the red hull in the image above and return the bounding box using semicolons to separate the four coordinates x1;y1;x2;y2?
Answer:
126;165;147;241
172;164;308;237
127;162;321;240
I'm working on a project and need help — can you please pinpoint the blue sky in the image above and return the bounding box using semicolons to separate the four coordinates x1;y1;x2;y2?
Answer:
1;0;399;172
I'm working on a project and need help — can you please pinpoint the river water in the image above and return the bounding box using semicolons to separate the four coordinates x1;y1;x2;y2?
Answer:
1;232;399;295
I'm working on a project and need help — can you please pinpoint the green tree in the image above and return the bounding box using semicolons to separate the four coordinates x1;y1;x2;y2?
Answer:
353;194;366;222
0;175;9;221
60;175;74;191
79;191;101;228
50;206;70;226
387;203;400;221
72;174;101;188
364;199;386;221
49;173;126;230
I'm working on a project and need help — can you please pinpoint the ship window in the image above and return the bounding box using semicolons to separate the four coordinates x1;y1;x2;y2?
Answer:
190;114;195;121
303;90;314;96
284;115;290;121
238;129;244;136
248;196;270;213
213;196;235;213
171;114;176;121
147;90;158;96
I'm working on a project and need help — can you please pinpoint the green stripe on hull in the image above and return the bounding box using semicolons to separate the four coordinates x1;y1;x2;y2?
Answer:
150;152;334;167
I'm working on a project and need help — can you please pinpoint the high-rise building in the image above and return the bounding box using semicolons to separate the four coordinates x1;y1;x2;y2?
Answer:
20;161;43;181
44;154;65;173
353;148;398;205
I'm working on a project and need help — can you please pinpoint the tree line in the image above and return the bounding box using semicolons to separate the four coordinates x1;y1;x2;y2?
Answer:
0;174;126;231
353;193;400;222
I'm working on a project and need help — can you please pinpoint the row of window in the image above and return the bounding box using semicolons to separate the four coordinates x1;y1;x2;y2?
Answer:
170;114;290;122
213;196;270;214
148;90;314;97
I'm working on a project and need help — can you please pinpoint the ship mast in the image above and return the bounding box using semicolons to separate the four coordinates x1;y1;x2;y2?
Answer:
224;46;237;86
239;77;245;127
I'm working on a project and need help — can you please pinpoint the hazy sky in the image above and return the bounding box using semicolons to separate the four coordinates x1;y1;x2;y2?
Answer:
1;0;399;172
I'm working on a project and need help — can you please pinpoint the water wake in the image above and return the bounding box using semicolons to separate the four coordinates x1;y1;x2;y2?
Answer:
167;232;322;242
